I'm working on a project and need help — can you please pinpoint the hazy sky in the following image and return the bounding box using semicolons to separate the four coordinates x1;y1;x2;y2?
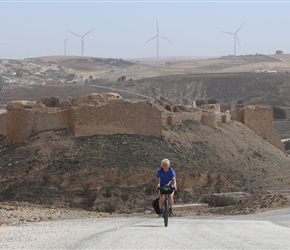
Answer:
0;0;290;60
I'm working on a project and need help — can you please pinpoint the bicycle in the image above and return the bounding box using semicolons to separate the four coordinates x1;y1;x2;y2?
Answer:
158;184;174;227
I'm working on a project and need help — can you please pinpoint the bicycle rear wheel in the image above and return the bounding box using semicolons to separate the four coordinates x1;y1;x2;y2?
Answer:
164;197;169;227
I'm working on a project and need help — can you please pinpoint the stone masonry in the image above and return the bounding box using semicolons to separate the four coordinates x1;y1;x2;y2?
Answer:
0;94;285;152
238;105;284;151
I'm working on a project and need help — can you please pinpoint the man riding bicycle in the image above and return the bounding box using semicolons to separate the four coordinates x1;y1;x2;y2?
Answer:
156;158;177;216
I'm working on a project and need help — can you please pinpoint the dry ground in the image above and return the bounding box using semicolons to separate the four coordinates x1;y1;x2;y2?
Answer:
1;192;290;226
1;54;290;225
1;119;290;226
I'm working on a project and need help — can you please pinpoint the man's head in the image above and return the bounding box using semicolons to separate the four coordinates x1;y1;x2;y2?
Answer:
161;158;170;170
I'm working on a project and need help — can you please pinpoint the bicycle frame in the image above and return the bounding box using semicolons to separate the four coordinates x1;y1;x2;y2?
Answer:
158;184;174;227
163;193;169;227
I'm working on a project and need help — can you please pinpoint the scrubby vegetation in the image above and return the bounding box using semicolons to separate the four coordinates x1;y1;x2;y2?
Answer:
272;106;286;119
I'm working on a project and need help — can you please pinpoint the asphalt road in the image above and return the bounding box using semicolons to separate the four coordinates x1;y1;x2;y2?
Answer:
1;208;290;249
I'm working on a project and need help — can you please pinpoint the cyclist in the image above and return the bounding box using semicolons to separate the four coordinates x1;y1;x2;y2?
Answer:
156;158;177;216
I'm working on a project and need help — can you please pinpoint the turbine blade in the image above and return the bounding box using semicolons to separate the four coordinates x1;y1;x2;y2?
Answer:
236;23;244;34
83;28;95;37
236;35;241;48
82;38;84;56
221;31;234;35
68;31;81;37
146;35;157;43
157;20;159;34
162;36;171;42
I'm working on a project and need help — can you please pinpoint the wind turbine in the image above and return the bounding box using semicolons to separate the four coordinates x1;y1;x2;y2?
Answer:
221;23;244;56
64;36;71;56
68;28;95;56
146;20;171;60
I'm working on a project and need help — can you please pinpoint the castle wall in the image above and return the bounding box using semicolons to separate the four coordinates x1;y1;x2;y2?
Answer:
215;113;223;123
222;113;231;123
166;112;203;125
73;100;163;137
230;110;240;122
165;111;226;128
201;104;221;112
0;93;284;153
0;113;7;137
201;113;218;129
67;108;76;134
6;107;35;143
239;106;285;151
6;107;72;143
33;109;71;132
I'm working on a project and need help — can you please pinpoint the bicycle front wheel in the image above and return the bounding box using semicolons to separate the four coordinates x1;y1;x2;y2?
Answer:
164;198;169;227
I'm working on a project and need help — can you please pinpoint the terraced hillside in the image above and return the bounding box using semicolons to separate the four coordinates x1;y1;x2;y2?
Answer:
1;120;290;213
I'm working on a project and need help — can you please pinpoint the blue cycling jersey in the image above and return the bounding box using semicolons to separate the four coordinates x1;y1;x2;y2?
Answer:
157;167;176;186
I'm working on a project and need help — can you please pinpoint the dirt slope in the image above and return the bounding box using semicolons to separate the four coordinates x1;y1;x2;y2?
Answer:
1;119;290;215
1;55;290;221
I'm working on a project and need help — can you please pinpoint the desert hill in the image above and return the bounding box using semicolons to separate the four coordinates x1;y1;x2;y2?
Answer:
1;54;290;217
1;54;290;105
1;115;290;214
2;54;290;138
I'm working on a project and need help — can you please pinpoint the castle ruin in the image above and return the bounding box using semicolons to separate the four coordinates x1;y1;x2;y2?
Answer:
0;93;284;152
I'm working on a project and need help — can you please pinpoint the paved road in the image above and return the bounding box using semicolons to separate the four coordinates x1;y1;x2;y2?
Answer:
1;208;290;249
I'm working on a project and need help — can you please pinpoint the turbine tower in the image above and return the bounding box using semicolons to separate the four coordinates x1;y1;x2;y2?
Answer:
64;36;71;56
69;28;95;56
221;23;244;56
146;20;171;60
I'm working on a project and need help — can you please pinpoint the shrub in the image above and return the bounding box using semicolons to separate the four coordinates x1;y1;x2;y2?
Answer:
81;184;94;198
104;203;116;213
85;193;97;208
121;193;129;201
66;73;76;81
207;99;217;104
145;184;154;195
117;76;126;82
272;106;286;119
196;99;206;106
284;141;290;150
103;187;112;198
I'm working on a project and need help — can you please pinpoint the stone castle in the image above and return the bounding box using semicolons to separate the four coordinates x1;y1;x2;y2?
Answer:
0;92;284;151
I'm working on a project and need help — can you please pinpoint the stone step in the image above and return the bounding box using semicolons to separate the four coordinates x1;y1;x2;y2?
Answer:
173;202;208;212
146;202;208;215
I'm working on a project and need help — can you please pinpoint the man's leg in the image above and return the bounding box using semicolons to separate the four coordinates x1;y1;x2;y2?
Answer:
159;194;164;215
169;194;174;215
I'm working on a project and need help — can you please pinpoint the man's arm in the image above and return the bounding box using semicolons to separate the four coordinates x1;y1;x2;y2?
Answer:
156;177;160;191
172;177;177;190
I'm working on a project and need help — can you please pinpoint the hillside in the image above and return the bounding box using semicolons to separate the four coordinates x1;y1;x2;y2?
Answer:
1;54;290;220
1;118;290;215
2;54;290;106
2;54;290;138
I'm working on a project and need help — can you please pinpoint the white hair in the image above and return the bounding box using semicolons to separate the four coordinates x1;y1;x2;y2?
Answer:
161;158;170;166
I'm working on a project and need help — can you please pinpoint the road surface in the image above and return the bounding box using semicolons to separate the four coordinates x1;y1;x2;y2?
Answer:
1;208;290;249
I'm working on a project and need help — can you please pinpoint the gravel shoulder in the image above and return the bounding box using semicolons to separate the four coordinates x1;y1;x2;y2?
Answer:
0;202;108;226
1;206;290;250
0;216;142;249
1;192;290;226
